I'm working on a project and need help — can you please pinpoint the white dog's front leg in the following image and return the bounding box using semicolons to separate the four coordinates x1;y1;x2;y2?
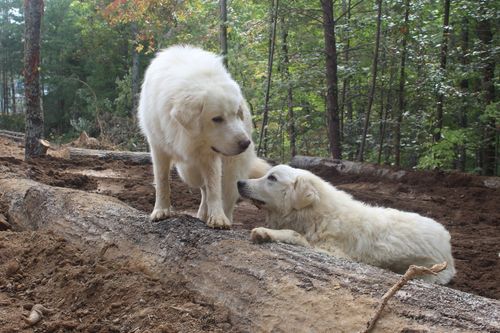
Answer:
197;186;208;221
150;146;173;221
202;157;231;229
251;227;310;247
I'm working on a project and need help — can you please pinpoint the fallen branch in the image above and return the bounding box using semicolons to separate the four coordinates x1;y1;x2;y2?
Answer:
362;262;448;333
23;304;53;326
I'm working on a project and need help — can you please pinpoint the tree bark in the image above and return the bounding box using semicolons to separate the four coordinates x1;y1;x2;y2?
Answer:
23;0;45;159
257;0;279;157
476;12;497;176
0;177;498;332
358;0;382;162
130;22;140;117
280;16;296;158
321;0;342;159
457;17;469;172
10;70;16;114
394;0;410;167
434;0;451;143
219;0;228;68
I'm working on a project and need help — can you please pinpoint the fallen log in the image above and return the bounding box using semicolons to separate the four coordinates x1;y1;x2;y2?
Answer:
0;176;498;332
67;147;151;164
290;155;500;189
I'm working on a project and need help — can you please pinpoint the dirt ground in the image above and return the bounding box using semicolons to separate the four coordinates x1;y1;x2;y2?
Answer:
0;136;499;332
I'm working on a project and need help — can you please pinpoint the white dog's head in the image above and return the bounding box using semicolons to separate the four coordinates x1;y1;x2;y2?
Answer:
237;165;320;215
171;82;252;156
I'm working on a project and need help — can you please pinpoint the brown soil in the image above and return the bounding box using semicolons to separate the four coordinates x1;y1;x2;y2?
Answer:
0;136;499;331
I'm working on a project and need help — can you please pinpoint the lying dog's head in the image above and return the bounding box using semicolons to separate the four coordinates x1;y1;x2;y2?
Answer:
171;82;252;156
237;165;319;214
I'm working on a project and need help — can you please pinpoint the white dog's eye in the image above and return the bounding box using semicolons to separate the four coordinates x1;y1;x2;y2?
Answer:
212;116;224;123
267;175;277;182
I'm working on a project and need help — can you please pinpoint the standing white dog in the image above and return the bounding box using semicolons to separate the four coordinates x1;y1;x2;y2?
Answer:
138;45;268;228
237;165;456;284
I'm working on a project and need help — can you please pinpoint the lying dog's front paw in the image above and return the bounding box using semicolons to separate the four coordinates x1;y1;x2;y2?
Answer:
206;214;231;229
251;227;273;243
150;207;172;221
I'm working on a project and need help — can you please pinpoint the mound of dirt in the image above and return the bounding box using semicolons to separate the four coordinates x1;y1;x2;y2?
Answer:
0;136;498;301
0;231;232;333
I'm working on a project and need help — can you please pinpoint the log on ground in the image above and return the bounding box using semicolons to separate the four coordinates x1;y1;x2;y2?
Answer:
0;176;498;332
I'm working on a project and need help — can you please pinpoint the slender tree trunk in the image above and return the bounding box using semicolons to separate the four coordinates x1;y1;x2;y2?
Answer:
394;0;410;167
24;0;45;159
457;17;469;172
130;23;140;117
257;0;279;157
321;0;342;159
434;0;450;142
2;66;8;114
376;36;390;165
220;0;228;68
341;0;352;159
476;15;497;176
358;0;382;162
280;16;296;158
10;70;16;114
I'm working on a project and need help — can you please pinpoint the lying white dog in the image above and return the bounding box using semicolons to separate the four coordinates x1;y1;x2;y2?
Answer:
237;165;456;284
138;45;268;228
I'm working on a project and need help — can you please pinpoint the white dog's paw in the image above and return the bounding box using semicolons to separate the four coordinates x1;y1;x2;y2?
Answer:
150;207;172;221
206;214;231;229
251;227;273;243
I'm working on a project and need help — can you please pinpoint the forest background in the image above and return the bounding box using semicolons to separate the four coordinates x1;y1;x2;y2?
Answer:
0;0;498;175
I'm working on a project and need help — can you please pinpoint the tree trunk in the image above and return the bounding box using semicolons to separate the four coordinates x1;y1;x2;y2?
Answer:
10;71;16;114
1;177;498;332
394;0;410;167
130;22;140;117
476;14;497;176
358;0;382;162
257;0;279;157
219;0;228;68
2;65;8;114
457;17;469;172
434;0;450;142
378;59;395;165
321;0;342;159
23;0;45;160
280;16;296;158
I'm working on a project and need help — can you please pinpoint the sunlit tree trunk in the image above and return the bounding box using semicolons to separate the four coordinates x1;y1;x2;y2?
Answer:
394;0;410;167
24;0;46;159
219;0;228;68
358;0;382;162
434;0;450;142
321;0;342;159
257;0;279;157
280;16;296;158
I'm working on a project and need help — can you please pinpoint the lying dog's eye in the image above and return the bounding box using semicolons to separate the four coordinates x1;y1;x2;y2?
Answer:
267;175;277;182
212;116;224;123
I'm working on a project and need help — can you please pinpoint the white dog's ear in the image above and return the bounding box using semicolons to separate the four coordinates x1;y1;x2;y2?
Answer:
292;176;319;210
237;101;249;120
172;94;204;130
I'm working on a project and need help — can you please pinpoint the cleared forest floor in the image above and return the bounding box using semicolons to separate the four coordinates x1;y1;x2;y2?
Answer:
0;136;498;332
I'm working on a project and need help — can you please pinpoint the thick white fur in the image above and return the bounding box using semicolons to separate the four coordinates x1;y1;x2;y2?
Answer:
138;45;269;228
238;165;456;284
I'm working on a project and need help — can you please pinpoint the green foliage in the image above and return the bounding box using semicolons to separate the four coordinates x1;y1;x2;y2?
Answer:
418;129;469;170
0;113;24;132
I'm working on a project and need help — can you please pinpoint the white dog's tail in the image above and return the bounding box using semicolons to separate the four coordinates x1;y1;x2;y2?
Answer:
249;158;271;179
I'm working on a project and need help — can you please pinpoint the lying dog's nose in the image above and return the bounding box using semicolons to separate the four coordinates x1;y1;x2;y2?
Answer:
237;180;245;189
239;139;251;151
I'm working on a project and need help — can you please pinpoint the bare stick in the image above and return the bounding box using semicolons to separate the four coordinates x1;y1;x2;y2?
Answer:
362;262;447;333
23;304;53;326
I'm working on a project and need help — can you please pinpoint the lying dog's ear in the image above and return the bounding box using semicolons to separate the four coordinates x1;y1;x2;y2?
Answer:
172;94;204;130
292;176;319;210
237;100;249;120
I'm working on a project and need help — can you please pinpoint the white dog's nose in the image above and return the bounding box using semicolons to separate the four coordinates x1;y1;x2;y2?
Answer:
239;139;251;151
